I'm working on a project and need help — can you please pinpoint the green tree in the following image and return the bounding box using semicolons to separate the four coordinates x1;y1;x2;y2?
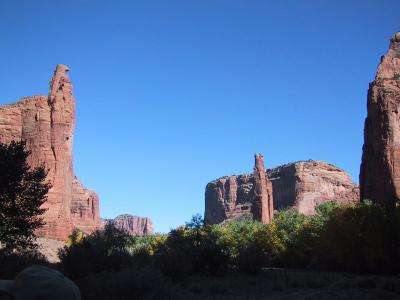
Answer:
0;141;51;253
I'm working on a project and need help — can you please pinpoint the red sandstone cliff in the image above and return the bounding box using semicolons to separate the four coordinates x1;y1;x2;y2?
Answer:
0;65;101;240
205;159;359;224
105;215;153;236
360;32;400;206
205;154;274;224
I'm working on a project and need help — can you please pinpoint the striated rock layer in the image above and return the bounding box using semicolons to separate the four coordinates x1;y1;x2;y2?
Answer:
360;32;400;206
205;160;359;224
205;154;274;224
0;65;100;240
71;177;101;235
268;160;359;215
107;215;153;236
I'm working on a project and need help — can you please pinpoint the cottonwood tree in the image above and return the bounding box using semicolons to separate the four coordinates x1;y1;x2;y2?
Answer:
0;141;51;253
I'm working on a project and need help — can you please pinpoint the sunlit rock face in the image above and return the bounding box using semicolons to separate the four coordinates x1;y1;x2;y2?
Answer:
0;65;101;240
268;160;359;215
105;215;154;236
205;160;359;224
360;32;400;206
205;154;274;224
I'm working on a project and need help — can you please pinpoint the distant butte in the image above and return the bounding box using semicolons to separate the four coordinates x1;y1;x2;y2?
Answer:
205;159;359;224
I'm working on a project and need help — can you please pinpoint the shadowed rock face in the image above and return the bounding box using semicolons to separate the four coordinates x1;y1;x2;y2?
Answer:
0;65;100;240
205;154;274;224
109;215;153;236
360;32;400;206
205;160;359;223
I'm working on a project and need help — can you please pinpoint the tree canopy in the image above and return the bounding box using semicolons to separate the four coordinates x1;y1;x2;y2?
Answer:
0;141;51;253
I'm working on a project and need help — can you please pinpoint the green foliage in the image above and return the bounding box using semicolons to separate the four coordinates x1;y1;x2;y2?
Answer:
316;201;400;273
0;141;51;253
153;216;229;278
58;202;400;285
58;222;133;279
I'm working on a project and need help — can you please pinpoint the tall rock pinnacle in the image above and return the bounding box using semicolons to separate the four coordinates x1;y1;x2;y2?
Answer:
253;153;274;223
204;153;274;224
0;65;101;240
360;32;400;206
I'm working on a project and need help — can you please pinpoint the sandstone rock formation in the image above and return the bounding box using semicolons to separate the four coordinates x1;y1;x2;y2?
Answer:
360;32;400;206
268;160;359;215
0;65;101;240
106;215;153;236
253;154;274;223
205;154;274;224
205;160;359;224
71;177;101;235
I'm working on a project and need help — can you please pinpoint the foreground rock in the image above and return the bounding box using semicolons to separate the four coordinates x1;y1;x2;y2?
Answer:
0;65;101;240
104;215;153;236
360;32;400;206
205;154;274;224
205;159;359;223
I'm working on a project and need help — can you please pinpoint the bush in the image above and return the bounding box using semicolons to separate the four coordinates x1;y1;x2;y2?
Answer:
0;250;49;279
58;223;133;279
153;215;229;279
315;202;400;273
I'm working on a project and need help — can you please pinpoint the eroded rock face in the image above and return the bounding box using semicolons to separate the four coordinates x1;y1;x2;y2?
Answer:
360;32;400;206
110;215;153;236
71;177;101;235
0;65;101;240
205;160;359;223
205;154;274;224
268;160;359;215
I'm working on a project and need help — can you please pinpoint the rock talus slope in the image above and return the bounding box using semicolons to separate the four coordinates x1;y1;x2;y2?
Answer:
360;32;400;206
0;65;100;240
205;160;359;224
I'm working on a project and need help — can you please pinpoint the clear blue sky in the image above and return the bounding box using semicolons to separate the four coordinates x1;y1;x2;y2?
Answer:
0;1;399;232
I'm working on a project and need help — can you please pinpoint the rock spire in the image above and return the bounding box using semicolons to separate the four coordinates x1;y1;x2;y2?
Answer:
360;32;400;206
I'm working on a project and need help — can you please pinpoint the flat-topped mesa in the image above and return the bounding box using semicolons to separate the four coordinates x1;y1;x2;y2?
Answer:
360;32;400;206
205;160;359;224
106;215;154;236
253;154;274;223
268;160;359;214
205;153;274;224
0;65;101;240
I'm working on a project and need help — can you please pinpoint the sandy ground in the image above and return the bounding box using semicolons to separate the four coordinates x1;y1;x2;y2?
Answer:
36;237;66;263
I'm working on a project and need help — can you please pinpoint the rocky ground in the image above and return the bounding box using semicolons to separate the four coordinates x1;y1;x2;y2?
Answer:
177;269;400;299
36;237;66;263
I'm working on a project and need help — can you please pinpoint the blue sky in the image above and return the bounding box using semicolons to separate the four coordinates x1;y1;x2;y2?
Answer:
0;1;399;232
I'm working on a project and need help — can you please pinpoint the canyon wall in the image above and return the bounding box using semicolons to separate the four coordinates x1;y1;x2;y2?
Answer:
205;159;359;224
0;65;100;240
205;154;274;224
104;215;154;236
360;32;400;206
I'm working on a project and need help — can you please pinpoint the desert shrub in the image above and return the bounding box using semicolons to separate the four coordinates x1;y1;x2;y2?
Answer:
153;215;229;279
58;223;134;279
0;250;49;279
315;201;400;273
